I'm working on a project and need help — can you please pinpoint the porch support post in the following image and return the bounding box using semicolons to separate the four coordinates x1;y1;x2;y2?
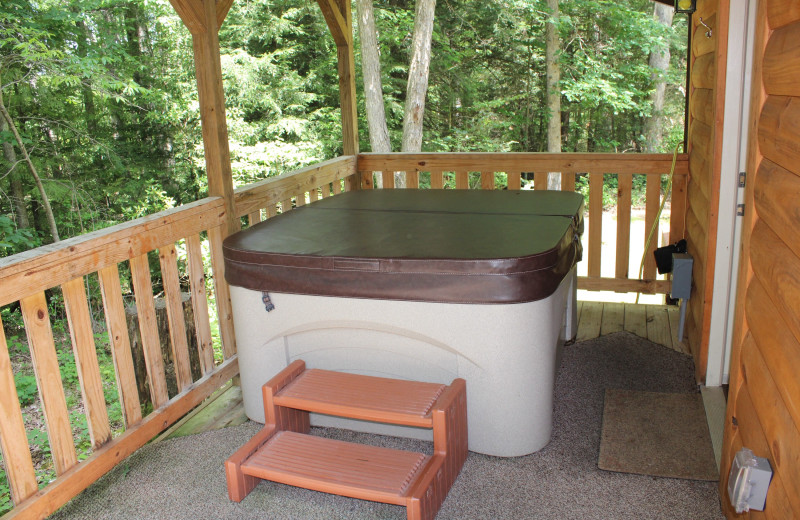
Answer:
318;0;365;189
170;0;238;358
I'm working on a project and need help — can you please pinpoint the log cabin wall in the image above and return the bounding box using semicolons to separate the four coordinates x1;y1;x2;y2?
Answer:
720;0;800;517
685;0;730;381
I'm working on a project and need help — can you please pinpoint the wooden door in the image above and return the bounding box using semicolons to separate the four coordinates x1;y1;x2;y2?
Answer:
719;0;800;517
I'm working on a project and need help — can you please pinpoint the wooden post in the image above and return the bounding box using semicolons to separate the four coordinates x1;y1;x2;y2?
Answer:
169;0;238;358
318;0;362;189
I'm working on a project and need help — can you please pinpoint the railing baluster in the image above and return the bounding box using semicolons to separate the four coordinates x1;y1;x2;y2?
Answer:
186;234;215;375
382;171;394;189
561;172;576;192
0;315;38;504
158;244;193;392
455;171;469;189
508;172;522;190
480;172;494;190
247;210;261;227
97;264;142;427
20;292;78;475
670;172;688;245
280;198;292;213
62;277;112;448
333;179;343;194
407;170;420;188
644;174;662;279
309;187;320;202
534;172;548;190
207;225;237;360
588;172;604;277
129;254;169;408
430;170;444;189
615;174;633;280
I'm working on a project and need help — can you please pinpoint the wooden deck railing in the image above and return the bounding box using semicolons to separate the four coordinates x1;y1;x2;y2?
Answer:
0;152;680;517
358;152;689;295
0;156;358;518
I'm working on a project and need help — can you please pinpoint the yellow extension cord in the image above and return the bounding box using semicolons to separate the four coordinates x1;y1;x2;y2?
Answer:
635;144;681;305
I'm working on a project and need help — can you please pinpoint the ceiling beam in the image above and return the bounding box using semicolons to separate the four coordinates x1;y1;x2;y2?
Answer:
169;0;206;34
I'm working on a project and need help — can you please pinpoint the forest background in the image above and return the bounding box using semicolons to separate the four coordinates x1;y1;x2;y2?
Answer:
0;0;687;509
1;0;687;257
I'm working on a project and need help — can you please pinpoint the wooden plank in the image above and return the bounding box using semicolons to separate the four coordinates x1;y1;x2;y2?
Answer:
61;277;112;449
169;0;206;35
758;97;800;181
685;306;702;368
208;224;237;359
746;276;800;429
689;119;714;167
643;174;662;279
690;88;715;126
159;383;246;440
767;0;800;29
588;172;603;277
694;0;717;20
734;379;797;520
600;302;624;335
357;153;690;176
20;292;78;475
623;303;647;338
691;52;716;89
750;219;800;345
0;197;226;308
234;156;356;217
333;178;343;194
480;171;494;190
561;172;575;192
406;170;419;188
309;187;319;202
615;174;632;280
666;306;688;354
534;171;548;190
507;172;521;190
4;357;238;520
97;265;142;427
0;316;38;504
577;277;671;294
247;210;261;227
455;171;469;190
130;254;169;408
669;169;688;245
576;302;602;342
186;234;215;375
645;305;672;350
739;333;800;513
430;170;444;189
382;170;395;189
763;22;800;96
158;244;193;392
280;198;292;213
754;159;800;260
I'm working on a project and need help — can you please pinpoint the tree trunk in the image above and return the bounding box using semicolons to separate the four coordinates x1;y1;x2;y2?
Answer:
126;293;201;406
0;72;59;242
545;0;561;190
643;2;674;152
1;116;29;229
401;0;436;158
355;0;392;188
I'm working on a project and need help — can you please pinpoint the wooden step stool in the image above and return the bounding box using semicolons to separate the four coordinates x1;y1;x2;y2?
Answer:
225;360;468;520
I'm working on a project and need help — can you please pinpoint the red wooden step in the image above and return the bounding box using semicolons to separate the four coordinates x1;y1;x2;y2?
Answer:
226;360;468;520
241;431;429;504
274;368;447;427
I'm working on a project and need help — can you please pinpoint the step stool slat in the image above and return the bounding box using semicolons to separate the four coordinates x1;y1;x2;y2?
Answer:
241;431;428;501
275;369;446;427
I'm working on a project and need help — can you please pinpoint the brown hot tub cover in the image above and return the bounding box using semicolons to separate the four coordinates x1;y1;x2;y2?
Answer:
223;189;584;304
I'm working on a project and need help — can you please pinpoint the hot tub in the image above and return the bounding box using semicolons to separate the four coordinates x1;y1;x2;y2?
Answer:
223;189;583;456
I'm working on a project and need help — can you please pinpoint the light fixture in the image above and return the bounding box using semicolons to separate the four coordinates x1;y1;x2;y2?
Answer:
674;0;696;14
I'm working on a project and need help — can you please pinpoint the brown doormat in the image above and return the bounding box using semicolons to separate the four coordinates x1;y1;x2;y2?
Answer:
598;389;719;481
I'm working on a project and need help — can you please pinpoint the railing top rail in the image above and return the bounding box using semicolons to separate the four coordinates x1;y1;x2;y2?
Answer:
0;196;226;308
357;152;688;175
233;155;356;217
